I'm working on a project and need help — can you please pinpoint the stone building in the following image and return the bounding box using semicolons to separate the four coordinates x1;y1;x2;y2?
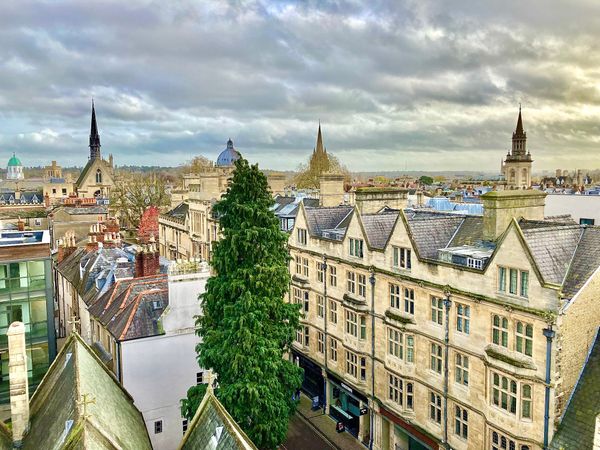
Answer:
287;189;600;450
42;160;76;205
75;102;115;199
501;107;533;189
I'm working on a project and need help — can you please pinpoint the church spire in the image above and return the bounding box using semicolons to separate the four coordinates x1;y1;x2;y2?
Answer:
89;100;101;160
515;104;524;136
316;121;325;154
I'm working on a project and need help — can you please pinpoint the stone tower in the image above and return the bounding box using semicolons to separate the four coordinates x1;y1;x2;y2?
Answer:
501;106;533;189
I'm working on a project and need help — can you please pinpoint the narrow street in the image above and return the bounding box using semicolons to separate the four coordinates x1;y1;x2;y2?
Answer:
283;413;336;450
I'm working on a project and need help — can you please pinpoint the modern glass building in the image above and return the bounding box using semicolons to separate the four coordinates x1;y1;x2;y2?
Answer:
0;230;55;404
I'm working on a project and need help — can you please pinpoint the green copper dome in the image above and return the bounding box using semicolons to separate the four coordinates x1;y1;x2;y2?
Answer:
7;153;22;167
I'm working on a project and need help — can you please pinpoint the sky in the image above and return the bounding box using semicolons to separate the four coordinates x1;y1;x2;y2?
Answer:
1;0;600;173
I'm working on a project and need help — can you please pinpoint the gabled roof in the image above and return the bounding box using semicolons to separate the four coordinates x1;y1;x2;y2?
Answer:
164;202;189;219
179;386;257;450
304;205;353;237
562;227;600;297
23;333;151;450
520;225;582;285
404;211;465;259
89;275;169;342
360;211;399;250
550;328;600;450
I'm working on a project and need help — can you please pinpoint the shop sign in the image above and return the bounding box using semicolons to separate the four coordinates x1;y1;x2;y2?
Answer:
340;382;353;393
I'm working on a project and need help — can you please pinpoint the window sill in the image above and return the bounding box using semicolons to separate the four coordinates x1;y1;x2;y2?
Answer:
343;293;368;306
292;274;309;285
384;309;416;326
485;345;537;370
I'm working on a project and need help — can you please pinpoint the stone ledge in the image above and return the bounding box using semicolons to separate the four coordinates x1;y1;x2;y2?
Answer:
484;345;537;370
384;309;416;325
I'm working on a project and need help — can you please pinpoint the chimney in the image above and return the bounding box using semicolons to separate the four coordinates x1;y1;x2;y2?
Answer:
481;190;546;241
319;173;345;207
135;246;145;278
354;187;408;214
8;322;29;446
17;218;25;232
416;191;424;207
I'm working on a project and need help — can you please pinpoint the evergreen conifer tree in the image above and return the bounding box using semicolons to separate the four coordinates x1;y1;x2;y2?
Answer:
182;158;303;449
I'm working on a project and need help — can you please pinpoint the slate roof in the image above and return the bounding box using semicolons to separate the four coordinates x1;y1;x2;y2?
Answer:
164;202;189;220
562;227;600;297
361;211;399;250
273;196;319;218
448;216;484;247
89;275;169;341
521;225;582;285
23;333;151;450
179;386;257;450
405;212;465;259
550;328;600;450
304;206;353;238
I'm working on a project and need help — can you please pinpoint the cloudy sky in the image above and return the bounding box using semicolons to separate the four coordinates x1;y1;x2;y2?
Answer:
1;0;599;172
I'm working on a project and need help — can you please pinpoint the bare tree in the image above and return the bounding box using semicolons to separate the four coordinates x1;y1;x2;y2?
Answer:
109;172;170;230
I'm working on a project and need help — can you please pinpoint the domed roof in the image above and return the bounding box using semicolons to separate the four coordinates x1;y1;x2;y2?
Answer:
8;153;22;167
216;139;241;167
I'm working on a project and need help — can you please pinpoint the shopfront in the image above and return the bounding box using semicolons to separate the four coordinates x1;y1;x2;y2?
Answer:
380;405;437;450
327;373;369;438
293;351;324;403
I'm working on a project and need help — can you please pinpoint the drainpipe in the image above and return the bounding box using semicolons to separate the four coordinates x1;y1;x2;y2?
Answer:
322;255;328;413
442;289;452;450
369;269;376;450
543;325;555;450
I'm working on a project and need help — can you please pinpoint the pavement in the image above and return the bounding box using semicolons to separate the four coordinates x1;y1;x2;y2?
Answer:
283;393;365;450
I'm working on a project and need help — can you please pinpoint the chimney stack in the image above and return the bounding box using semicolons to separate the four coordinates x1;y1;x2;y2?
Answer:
354;187;408;214
481;190;546;241
8;322;29;446
17;218;25;232
319;173;345;207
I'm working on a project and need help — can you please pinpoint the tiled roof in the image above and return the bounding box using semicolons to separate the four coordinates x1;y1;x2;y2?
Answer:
562;227;600;297
521;225;582;285
550;329;600;450
23;333;151;450
449;216;484;247
89;275;169;341
405;213;464;259
179;386;257;450
361;211;399;250
304;206;353;238
164;202;189;219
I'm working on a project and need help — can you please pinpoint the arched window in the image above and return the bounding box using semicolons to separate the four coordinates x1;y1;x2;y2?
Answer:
509;169;516;182
521;168;528;182
96;169;102;184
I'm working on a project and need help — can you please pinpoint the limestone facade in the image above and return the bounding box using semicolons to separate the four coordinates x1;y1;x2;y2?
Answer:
287;192;600;450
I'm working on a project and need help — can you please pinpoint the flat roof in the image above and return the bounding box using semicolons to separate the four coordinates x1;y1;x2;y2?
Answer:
0;230;50;247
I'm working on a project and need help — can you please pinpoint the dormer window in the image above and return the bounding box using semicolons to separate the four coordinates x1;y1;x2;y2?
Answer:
466;258;483;270
349;238;364;258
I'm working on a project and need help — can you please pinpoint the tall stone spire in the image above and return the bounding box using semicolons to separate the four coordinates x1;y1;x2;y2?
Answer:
515;104;524;136
315;121;325;154
89;100;101;160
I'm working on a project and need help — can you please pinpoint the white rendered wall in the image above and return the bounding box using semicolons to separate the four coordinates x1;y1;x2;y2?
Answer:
121;332;202;450
545;194;600;224
120;268;209;450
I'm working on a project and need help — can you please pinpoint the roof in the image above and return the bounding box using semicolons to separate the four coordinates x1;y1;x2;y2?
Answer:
164;202;189;220
361;211;399;250
23;333;151;450
404;211;465;259
89;275;169;341
179;386;257;450
216;139;241;167
550;328;600;450
304;206;353;238
8;154;22;167
272;196;319;218
562;227;600;297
